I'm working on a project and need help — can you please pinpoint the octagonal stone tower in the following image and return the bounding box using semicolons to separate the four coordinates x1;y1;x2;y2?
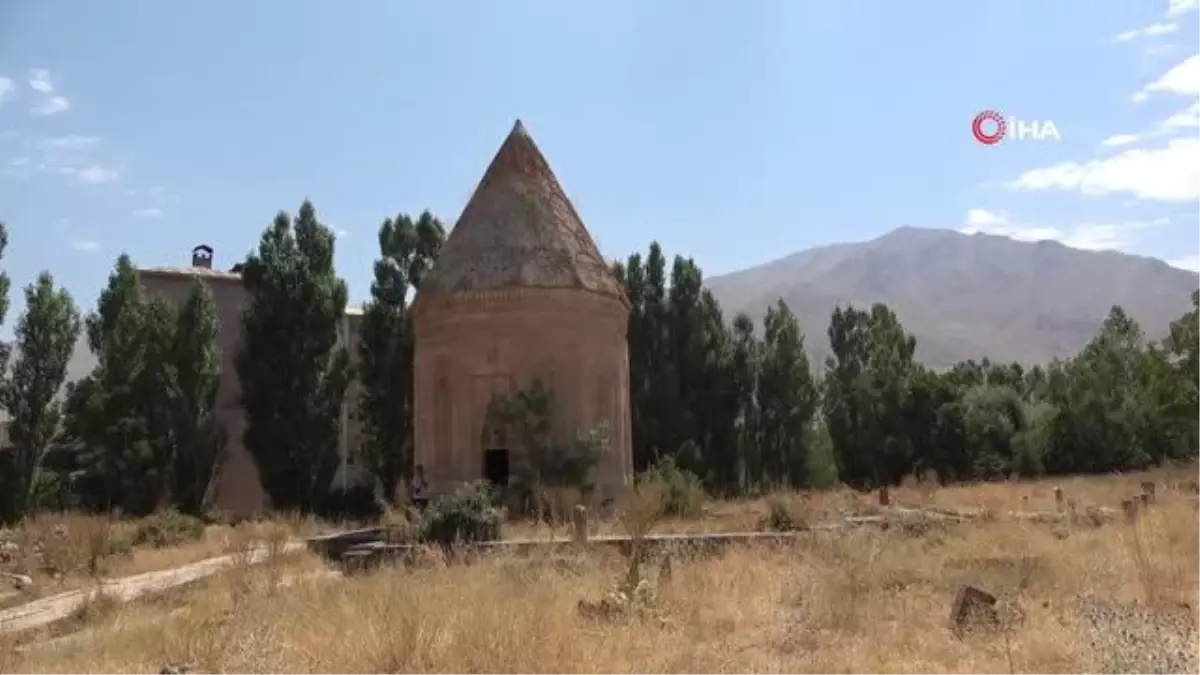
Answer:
411;120;633;499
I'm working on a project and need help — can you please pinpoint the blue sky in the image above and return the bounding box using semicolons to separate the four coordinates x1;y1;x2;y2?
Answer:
0;0;1197;333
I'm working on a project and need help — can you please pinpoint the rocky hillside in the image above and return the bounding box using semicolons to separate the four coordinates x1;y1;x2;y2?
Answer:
705;226;1198;368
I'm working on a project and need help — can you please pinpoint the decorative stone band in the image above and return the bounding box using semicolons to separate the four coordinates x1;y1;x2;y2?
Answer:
411;285;630;330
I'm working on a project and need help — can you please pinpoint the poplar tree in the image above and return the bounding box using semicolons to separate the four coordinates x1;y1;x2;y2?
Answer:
237;200;350;512
357;210;444;501
0;273;81;522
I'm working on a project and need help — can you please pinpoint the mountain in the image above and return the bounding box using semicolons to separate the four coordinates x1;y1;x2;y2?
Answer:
705;226;1199;368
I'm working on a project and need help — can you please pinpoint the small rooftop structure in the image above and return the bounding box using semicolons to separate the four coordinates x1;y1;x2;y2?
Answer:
192;244;214;269
140;244;242;282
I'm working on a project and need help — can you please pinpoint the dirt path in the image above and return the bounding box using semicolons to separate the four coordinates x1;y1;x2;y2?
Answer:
0;542;305;635
13;567;343;655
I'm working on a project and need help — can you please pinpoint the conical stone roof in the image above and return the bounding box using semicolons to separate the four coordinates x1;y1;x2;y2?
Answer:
417;120;625;301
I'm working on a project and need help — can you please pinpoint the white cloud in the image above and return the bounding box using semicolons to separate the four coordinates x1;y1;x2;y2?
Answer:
960;209;1171;252
5;135;118;185
31;95;70;116
1133;54;1200;102
335;228;349;239
133;207;163;218
27;69;54;93
68;238;101;252
1167;0;1199;15
1097;101;1198;151
61;164;121;184
75;165;121;184
1100;133;1141;147
1115;22;1178;42
26;69;70;115
1163;100;1200;128
1;140;124;186
41;135;99;150
1168;254;1200;271
1143;43;1179;56
965;209;1006;227
0;77;12;104
1010;137;1200;202
961;209;1069;245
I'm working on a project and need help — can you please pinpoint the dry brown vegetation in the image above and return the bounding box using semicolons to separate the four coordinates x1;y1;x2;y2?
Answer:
4;467;1199;674
0;512;323;611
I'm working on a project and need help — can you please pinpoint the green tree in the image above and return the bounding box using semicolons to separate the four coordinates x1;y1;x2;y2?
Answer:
1136;345;1188;463
664;255;740;485
615;243;672;471
357;211;444;502
1161;290;1199;455
0;273;82;522
823;303;918;487
729;313;762;490
614;243;1199;493
67;266;223;515
65;254;164;514
959;384;1027;479
167;280;226;515
616;245;746;491
139;297;181;510
1043;307;1152;473
236;201;350;512
902;366;962;481
0;223;10;373
803;416;839;489
758;300;818;487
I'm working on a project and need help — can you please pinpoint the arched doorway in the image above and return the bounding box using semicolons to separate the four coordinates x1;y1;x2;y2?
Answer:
481;395;510;488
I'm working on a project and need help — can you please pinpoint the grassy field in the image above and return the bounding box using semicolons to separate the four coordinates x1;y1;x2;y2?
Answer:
2;466;1198;673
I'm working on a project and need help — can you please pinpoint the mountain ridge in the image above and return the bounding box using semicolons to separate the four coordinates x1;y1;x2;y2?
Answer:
704;226;1198;368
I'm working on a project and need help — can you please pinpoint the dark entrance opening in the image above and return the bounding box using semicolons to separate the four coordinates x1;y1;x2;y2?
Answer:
484;448;510;488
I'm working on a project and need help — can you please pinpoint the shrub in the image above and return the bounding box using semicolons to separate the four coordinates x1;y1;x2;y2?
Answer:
420;481;503;546
760;497;804;532
641;457;704;518
132;509;206;548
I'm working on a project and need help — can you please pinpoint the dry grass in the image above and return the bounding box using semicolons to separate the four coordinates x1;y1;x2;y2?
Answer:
4;467;1197;674
0;512;323;610
508;465;1195;540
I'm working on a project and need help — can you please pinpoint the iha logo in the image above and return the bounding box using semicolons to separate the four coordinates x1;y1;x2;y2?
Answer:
972;110;1061;145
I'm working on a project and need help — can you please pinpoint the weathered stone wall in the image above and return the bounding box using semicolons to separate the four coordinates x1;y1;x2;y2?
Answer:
412;287;633;499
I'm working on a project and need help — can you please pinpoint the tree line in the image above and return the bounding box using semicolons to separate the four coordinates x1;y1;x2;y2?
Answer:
616;243;1198;494
0;207;1196;523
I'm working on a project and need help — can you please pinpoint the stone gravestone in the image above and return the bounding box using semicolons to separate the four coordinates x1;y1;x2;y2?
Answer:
572;504;589;544
1140;481;1156;505
159;663;194;675
949;585;998;635
1121;498;1140;523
